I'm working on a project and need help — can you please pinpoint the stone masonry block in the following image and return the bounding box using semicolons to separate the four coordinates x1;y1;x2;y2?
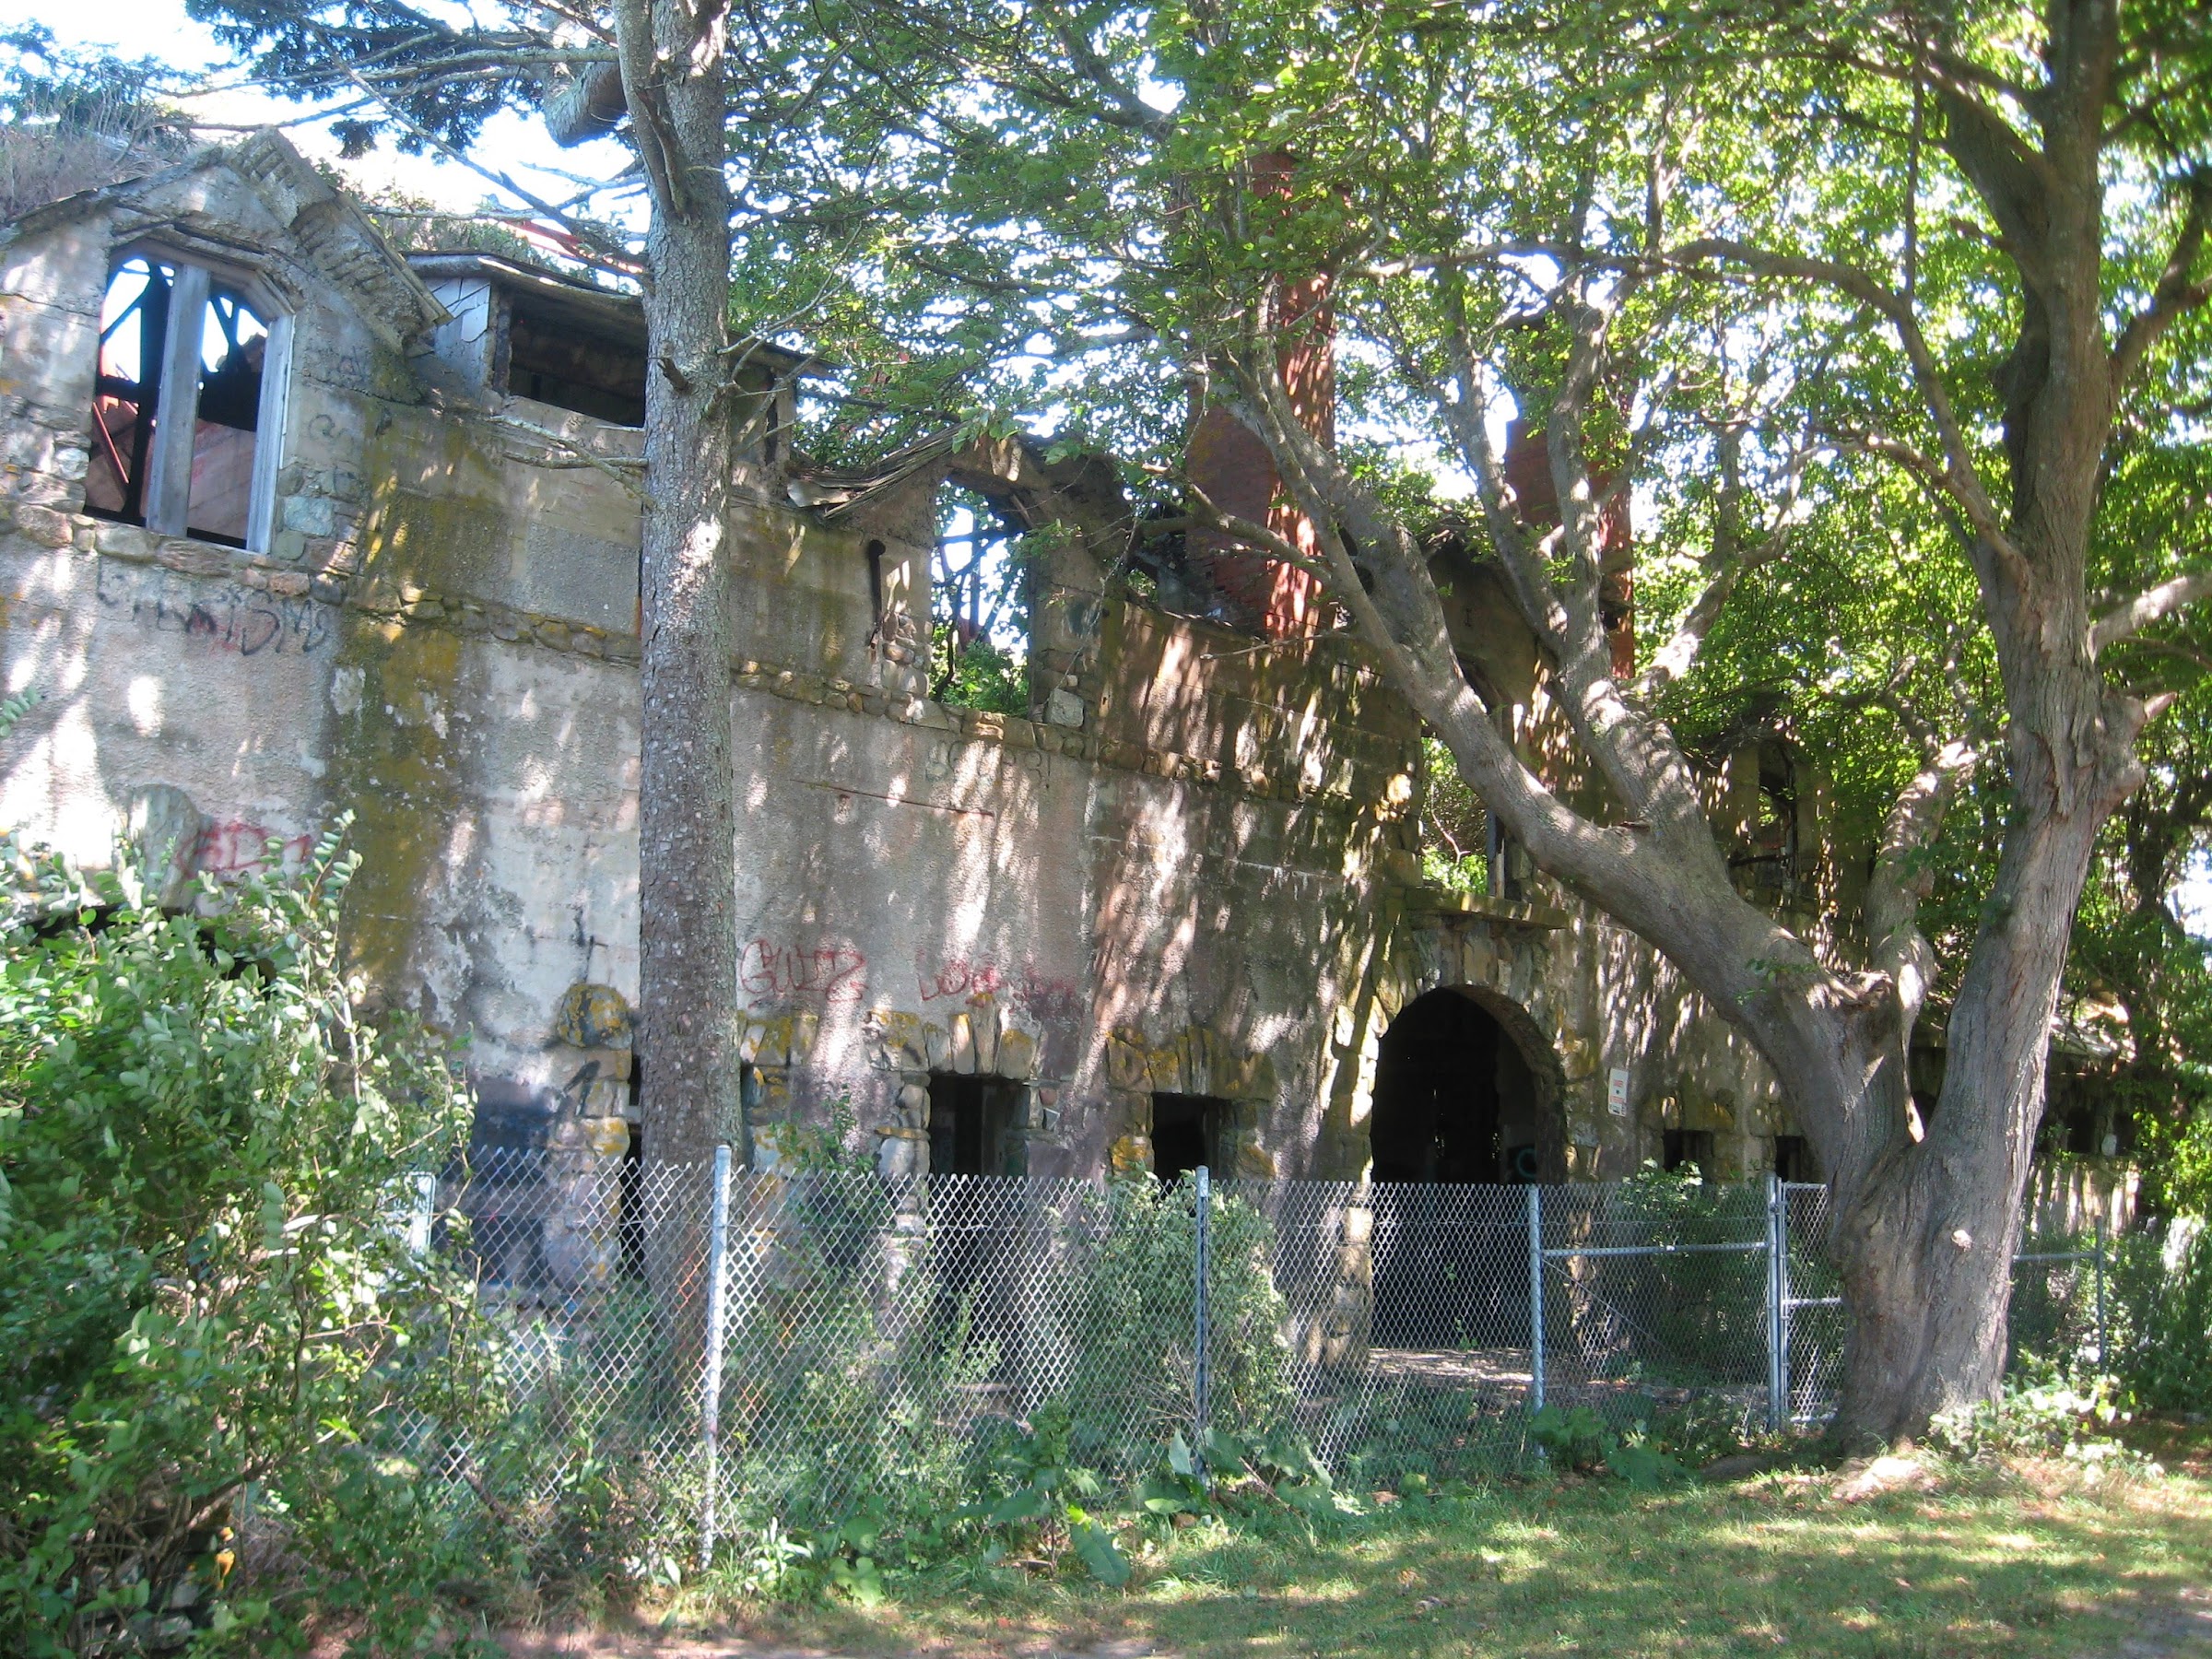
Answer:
971;997;999;1073
996;1029;1036;1081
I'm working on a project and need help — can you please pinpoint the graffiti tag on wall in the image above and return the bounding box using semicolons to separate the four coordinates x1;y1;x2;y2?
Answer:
915;953;1082;1024
98;562;333;657
739;937;867;1006
194;819;313;873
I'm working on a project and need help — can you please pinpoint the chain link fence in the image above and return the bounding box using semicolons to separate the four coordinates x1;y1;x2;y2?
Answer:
397;1149;2112;1561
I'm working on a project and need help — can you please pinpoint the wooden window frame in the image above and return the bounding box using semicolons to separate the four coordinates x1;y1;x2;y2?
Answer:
100;249;294;553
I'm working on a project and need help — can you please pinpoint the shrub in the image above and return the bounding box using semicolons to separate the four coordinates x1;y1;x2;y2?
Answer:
0;828;508;1653
1550;1169;1771;1391
2108;1219;2212;1412
1926;1376;2142;1466
1060;1177;1295;1465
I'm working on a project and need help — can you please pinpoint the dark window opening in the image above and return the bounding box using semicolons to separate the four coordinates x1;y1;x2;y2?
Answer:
186;286;266;545
931;483;1030;712
504;298;646;426
85;256;171;525
1663;1128;1715;1175
1732;744;1804;897
1152;1092;1230;1182
1772;1134;1815;1183
927;1073;1024;1176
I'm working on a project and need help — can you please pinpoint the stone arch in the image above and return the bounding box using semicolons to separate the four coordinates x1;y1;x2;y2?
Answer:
1369;982;1570;1183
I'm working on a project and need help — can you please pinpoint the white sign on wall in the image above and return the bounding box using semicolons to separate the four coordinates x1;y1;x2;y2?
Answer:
1606;1066;1631;1118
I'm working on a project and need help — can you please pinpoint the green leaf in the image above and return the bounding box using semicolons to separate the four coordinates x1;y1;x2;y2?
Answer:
1069;1519;1132;1587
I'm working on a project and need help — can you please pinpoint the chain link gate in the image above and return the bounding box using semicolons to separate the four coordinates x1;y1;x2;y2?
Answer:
394;1151;2114;1560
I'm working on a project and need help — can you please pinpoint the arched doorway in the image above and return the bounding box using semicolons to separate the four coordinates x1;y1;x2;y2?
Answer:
1371;987;1562;1184
1368;986;1564;1347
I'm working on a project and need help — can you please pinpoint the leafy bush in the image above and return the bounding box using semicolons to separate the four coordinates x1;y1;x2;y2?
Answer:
1552;1170;1770;1390
931;628;1030;714
0;828;510;1653
1527;1405;1680;1487
713;1144;997;1547
1062;1177;1295;1463
2107;1219;2212;1412
1925;1376;2144;1467
699;1171;1310;1598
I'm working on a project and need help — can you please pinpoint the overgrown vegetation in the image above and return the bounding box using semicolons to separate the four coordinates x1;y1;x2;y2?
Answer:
2108;1221;2212;1413
1415;735;1491;899
0;829;517;1654
681;1419;2212;1659
702;1141;1314;1595
0;28;192;223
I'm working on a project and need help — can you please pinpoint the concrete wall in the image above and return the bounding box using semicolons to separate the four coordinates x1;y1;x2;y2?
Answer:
1;143;1818;1209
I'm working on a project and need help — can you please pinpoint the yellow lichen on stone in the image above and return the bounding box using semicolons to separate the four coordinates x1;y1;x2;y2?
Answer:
330;611;465;998
1111;1134;1152;1175
555;982;633;1049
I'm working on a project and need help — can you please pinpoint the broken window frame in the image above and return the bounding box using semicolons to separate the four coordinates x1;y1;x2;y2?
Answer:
85;247;293;553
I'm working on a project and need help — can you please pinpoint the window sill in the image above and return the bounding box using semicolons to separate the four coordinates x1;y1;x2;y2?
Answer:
6;506;342;603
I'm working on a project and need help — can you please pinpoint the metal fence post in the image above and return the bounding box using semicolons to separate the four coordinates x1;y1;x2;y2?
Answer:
1777;1183;1796;1426
697;1144;733;1571
2093;1213;2109;1369
406;1170;436;1256
1765;1171;1784;1433
1526;1182;1545;1414
1193;1165;1211;1479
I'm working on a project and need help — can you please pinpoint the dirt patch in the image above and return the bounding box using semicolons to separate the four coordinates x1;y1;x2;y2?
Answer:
499;1628;1162;1659
2098;1587;2212;1658
1834;1452;1937;1501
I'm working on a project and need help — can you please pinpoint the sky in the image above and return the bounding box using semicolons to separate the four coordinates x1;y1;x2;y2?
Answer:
19;0;619;220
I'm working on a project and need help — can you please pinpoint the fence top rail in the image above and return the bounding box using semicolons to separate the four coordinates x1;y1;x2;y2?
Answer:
424;1151;2122;1258
440;1152;1842;1206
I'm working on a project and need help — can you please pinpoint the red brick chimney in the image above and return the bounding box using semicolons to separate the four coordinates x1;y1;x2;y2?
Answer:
1184;151;1335;638
1501;421;1635;678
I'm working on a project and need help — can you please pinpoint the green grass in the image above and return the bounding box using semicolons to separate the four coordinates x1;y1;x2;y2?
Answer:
663;1423;2212;1658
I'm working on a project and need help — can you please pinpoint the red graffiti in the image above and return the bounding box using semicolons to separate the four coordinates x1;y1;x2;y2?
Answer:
194;820;312;874
916;954;1081;1024
739;937;867;1005
918;954;1003;1002
1014;975;1083;1025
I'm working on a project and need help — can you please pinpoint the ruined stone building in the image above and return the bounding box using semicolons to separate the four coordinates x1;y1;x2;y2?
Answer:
3;133;1845;1217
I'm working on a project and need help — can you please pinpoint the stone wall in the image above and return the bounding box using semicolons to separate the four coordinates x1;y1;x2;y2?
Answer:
0;137;1820;1197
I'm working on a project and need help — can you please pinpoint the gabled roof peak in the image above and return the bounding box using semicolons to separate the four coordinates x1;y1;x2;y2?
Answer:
3;127;446;353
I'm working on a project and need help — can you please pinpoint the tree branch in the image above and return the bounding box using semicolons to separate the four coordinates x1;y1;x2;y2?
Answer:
2111;169;2212;395
2091;568;2212;654
614;0;685;219
1865;735;1978;1032
1634;419;1811;703
1665;237;2022;577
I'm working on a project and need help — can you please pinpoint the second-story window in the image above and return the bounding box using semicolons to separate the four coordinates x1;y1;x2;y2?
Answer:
84;254;289;550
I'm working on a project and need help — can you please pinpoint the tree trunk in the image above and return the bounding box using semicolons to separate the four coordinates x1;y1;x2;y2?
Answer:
631;0;738;1172
1212;0;2177;1450
1824;654;2136;1440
